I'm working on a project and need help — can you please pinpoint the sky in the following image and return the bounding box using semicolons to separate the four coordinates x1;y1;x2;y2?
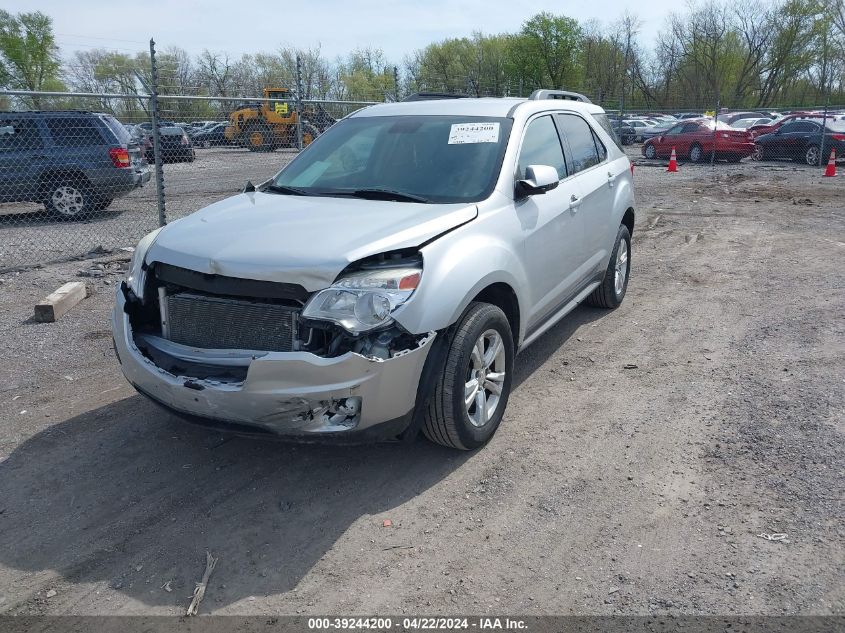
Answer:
11;0;676;62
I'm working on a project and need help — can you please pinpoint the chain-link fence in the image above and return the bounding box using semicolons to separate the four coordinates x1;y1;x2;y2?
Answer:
1;40;842;270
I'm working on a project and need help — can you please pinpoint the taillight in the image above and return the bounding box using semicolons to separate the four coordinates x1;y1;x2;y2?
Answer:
181;135;189;146
630;161;634;177
109;147;130;168
831;134;845;141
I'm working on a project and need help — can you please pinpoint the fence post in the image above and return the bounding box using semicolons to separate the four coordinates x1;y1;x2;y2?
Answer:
148;38;166;226
711;97;720;168
393;66;400;102
295;55;304;150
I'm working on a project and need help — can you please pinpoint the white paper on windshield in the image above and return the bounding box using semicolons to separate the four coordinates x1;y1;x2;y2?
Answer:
448;122;500;144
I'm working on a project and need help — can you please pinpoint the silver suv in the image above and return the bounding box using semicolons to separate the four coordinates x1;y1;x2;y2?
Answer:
112;90;635;450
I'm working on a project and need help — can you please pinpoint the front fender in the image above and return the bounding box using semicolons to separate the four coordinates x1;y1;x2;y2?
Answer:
392;216;530;346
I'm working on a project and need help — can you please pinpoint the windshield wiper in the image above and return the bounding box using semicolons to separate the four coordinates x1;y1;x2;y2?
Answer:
344;188;430;203
262;183;310;196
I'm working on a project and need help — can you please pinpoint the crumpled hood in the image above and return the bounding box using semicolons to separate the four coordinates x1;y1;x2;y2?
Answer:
146;192;476;291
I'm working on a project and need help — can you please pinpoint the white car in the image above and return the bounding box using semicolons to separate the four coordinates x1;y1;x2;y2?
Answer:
113;90;636;449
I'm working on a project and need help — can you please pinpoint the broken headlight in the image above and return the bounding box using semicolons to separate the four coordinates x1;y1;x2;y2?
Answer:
126;227;163;298
302;266;421;334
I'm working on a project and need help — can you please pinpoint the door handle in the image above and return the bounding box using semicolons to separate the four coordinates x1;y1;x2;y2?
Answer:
569;194;581;212
607;171;615;187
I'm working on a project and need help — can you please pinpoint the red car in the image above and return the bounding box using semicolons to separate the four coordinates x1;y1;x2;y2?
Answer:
642;120;755;162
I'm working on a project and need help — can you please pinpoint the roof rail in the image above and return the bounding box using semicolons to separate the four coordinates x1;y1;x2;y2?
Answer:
402;92;469;102
528;89;592;104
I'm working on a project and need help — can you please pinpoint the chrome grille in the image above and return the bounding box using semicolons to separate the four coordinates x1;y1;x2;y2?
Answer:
163;292;296;352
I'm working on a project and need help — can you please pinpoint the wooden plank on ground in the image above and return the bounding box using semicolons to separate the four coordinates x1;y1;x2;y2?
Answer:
34;282;88;323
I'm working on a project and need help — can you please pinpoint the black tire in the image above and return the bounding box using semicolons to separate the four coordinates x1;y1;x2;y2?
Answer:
301;122;320;147
805;145;820;166
689;143;706;163
91;196;113;211
422;303;514;450
245;123;276;152
586;224;631;309
644;143;657;159
752;144;764;161
727;154;742;163
43;180;95;219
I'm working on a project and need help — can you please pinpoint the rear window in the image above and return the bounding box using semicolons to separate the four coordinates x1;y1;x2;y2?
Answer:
100;115;132;144
592;113;623;151
45;117;107;147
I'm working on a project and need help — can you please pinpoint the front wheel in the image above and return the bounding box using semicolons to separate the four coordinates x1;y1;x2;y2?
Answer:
422;303;514;450
752;144;764;161
586;224;631;309
644;143;656;159
805;145;820;166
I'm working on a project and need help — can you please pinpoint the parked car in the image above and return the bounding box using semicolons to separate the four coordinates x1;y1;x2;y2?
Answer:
752;120;845;165
642;120;754;162
717;111;771;125
674;112;704;120
639;120;678;141
191;122;231;147
113;90;636;449
729;117;772;130
0;110;150;218
623;119;653;142
611;119;636;145
748;112;827;137
146;126;195;163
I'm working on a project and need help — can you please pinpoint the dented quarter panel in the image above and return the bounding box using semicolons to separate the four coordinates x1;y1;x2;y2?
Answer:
145;192;477;291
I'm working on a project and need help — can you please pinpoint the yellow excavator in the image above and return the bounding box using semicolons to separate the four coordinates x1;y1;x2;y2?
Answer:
224;88;329;152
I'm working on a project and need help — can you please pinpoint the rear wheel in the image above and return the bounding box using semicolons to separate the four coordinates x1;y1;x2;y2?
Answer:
752;144;764;161
44;181;94;219
805;145;820;166
422;303;514;450
689;143;705;162
301;123;320;147
586;224;631;309
644;143;657;159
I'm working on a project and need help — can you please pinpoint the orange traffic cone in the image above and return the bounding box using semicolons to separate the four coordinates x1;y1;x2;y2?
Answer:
824;148;837;177
667;147;678;172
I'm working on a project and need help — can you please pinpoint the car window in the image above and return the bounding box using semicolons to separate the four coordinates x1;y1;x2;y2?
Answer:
516;115;567;180
100;115;131;144
45;117;106;147
665;124;684;135
681;123;700;133
275;115;513;204
592;113;623;151
0;118;43;151
555;113;602;174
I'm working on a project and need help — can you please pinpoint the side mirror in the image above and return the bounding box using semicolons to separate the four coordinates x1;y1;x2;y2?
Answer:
516;165;559;198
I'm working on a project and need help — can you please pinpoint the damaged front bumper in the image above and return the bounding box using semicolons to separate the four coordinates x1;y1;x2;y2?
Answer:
112;289;435;440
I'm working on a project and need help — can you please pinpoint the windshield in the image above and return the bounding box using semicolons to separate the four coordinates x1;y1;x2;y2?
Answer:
272;115;513;203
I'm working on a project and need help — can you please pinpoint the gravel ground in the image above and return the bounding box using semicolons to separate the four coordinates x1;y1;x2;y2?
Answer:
0;147;295;270
0;156;842;617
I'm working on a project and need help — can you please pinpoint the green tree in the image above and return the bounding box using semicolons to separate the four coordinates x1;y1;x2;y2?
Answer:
0;10;63;107
515;12;582;90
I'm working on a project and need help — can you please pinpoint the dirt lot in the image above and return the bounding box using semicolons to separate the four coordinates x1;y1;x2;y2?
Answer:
0;158;842;617
0;146;295;269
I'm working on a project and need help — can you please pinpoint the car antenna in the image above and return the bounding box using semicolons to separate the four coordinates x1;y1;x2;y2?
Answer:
242;180;255;193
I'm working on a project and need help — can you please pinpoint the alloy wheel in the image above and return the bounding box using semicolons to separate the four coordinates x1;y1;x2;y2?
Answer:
464;329;507;428
51;186;85;217
615;238;629;297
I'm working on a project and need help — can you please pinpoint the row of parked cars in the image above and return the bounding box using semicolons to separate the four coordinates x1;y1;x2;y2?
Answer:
612;109;845;166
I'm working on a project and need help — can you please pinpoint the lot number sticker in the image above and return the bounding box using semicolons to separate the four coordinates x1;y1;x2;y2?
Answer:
448;122;500;144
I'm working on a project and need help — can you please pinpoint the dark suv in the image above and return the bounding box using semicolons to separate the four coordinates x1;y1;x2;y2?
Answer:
0;111;150;218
